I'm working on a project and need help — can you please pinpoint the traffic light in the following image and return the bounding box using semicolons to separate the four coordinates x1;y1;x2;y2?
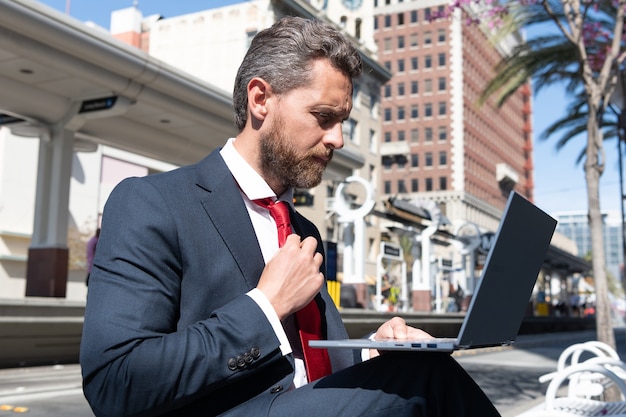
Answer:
293;191;314;206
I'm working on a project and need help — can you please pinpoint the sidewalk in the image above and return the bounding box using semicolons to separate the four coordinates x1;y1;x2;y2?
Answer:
455;329;624;417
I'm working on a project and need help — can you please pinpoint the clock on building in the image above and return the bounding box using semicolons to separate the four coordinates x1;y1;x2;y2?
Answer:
342;0;363;10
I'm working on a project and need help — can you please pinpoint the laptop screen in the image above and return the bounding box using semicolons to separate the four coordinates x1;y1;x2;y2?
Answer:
456;192;557;348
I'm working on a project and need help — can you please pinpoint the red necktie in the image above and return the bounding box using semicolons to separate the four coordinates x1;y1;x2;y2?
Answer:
254;198;332;382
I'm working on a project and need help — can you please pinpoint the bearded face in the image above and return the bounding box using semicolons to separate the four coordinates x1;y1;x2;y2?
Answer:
259;113;334;190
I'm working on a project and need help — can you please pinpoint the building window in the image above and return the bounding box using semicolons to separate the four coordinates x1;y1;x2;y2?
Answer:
425;177;433;191
397;12;404;26
438;28;446;43
384;108;392;122
439;176;447;190
384;84;392;98
411;80;419;94
384;131;392;142
352;83;360;109
411;105;419;119
425;127;433;141
438;77;446;91
425;103;433;117
383;157;392;170
411;178;419;192
411;128;419;142
398;35;405;49
384;37;392;52
398;179;407;193
397;59;405;72
438;126;447;141
384;61;391;71
384;180;392;194
424;31;432;46
398;130;406;141
374;15;378;30
411;57;418;71
425;55;432;69
410;33;418;47
370;93;379;119
438;52;446;67
411;153;419;167
397;106;405;120
439;151;447;166
384;15;392;27
397;82;405;97
425;152;433;167
410;10;418;23
424;8;431;20
438;102;447;116
424;78;432;93
342;118;357;143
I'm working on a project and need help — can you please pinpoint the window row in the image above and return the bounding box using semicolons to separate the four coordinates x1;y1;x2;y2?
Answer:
382;53;446;72
383;151;448;169
380;29;447;51
374;5;447;28
384;176;448;194
383;77;447;97
384;102;448;121
383;126;448;143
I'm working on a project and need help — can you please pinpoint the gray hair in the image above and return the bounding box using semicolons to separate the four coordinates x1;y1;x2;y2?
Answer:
232;16;363;131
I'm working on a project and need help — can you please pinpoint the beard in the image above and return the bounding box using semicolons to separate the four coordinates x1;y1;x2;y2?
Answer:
260;117;333;190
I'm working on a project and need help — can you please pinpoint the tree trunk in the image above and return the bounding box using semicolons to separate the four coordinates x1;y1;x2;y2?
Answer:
585;109;616;349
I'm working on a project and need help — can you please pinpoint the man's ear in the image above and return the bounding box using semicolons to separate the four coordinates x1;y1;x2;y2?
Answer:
247;77;271;121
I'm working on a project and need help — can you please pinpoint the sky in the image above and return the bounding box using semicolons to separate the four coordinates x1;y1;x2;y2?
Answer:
34;0;625;216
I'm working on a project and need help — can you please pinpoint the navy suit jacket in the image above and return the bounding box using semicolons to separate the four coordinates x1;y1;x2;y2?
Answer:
80;149;359;417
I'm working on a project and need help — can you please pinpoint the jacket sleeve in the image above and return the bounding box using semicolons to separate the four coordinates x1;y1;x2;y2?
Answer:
80;177;290;417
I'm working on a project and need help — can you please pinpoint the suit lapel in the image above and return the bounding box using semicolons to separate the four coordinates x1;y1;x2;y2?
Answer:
195;151;265;289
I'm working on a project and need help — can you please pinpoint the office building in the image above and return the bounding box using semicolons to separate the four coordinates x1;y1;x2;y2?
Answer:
371;0;533;232
555;211;624;283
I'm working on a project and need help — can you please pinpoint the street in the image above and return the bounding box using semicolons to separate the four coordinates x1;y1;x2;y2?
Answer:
0;329;621;417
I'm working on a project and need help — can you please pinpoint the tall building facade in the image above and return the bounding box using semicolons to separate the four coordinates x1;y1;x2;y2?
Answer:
372;0;533;232
555;211;624;282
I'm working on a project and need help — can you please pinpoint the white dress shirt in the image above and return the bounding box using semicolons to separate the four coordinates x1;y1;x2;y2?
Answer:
220;138;308;388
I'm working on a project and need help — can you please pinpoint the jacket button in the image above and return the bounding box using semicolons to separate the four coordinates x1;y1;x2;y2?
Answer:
269;385;283;394
251;346;261;359
236;355;246;369
227;358;238;371
243;352;254;364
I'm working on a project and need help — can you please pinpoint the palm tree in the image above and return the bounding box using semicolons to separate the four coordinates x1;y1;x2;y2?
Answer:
450;0;626;348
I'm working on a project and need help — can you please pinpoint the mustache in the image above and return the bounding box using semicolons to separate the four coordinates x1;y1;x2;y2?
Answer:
314;148;333;160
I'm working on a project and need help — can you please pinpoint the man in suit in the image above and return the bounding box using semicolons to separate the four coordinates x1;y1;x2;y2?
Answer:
80;16;500;417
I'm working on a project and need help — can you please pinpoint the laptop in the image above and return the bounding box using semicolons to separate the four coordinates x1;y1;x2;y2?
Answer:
310;191;557;352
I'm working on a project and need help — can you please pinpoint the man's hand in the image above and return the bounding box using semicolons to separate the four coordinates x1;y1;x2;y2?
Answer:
369;316;432;358
257;234;324;320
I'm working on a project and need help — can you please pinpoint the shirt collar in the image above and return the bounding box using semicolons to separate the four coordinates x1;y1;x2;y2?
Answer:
220;138;294;206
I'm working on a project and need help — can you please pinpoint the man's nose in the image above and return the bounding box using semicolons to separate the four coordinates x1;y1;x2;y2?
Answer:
324;122;344;149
